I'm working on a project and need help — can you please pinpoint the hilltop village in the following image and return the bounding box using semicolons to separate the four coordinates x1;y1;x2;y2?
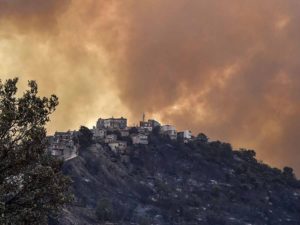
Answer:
50;117;300;225
48;116;194;161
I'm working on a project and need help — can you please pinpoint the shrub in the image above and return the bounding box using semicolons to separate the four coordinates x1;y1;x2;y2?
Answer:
78;126;93;148
197;133;209;142
95;198;113;222
152;126;161;136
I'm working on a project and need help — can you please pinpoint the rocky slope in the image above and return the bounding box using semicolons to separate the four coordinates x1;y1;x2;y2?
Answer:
51;134;300;225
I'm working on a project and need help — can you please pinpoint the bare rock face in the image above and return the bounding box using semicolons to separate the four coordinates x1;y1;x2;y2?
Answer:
51;136;300;225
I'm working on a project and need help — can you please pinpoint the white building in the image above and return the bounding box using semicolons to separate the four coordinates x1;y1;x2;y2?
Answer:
120;129;130;137
50;143;65;156
93;127;106;140
48;131;78;161
140;119;161;132
108;141;127;153
104;134;117;143
137;127;151;134
53;131;75;142
177;130;192;143
132;134;149;145
161;125;177;140
50;141;78;160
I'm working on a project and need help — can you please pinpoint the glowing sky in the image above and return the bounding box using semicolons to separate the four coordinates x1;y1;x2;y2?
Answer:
1;0;300;173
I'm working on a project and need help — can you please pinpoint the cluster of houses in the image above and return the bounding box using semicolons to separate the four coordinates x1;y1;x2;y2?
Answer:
47;131;79;161
48;116;193;160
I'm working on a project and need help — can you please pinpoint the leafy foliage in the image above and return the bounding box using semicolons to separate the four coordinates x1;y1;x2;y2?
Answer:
78;126;93;148
197;133;208;142
0;78;71;225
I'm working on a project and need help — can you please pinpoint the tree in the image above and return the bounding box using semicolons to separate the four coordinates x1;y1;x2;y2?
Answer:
0;78;71;225
152;125;161;136
129;127;138;135
239;148;256;161
78;126;93;148
282;167;300;188
197;133;208;142
283;167;295;179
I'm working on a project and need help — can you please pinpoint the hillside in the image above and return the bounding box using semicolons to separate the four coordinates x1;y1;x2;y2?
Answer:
50;134;300;225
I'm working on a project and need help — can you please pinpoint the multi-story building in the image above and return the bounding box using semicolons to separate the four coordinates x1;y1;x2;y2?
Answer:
161;125;177;140
53;131;75;141
131;133;149;145
137;126;151;135
140;119;161;131
104;134;118;143
120;129;130;137
177;130;192;143
96;117;127;130
108;141;127;153
48;131;78;161
93;127;107;141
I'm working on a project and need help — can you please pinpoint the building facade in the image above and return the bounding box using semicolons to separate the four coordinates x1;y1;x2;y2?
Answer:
104;134;118;143
48;131;78;161
108;141;127;153
161;125;177;140
177;130;192;143
93;128;107;140
132;134;149;145
97;117;127;130
120;129;130;137
140;119;161;131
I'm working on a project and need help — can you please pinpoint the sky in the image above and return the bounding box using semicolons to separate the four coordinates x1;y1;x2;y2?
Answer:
1;0;300;174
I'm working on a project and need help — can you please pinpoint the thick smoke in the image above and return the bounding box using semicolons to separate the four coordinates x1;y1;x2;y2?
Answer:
0;0;129;132
0;0;70;32
1;0;300;173
113;0;300;173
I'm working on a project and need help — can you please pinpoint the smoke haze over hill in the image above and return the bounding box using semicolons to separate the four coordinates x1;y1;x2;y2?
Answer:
1;0;300;173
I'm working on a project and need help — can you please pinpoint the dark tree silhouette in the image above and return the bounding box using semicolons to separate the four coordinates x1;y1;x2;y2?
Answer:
0;78;71;225
78;126;93;148
197;133;208;142
129;127;138;135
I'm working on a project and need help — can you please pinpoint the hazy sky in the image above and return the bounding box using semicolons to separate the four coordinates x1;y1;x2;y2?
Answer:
1;0;300;174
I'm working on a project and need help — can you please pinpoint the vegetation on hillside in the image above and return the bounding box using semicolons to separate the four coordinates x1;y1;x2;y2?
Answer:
57;128;300;225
